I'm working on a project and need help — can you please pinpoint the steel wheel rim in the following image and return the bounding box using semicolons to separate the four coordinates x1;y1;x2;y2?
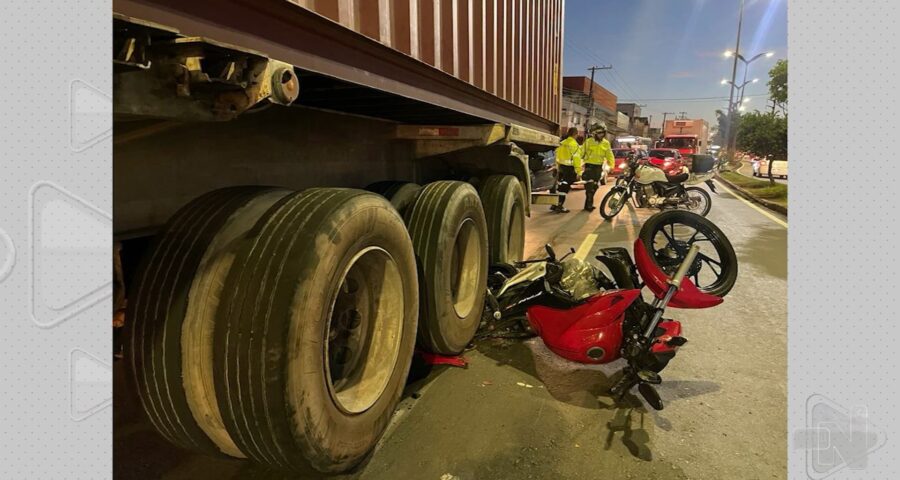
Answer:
508;201;525;261
450;218;482;319
325;246;404;414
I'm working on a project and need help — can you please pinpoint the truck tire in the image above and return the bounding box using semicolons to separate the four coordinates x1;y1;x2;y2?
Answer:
214;189;418;473
405;181;488;354
479;175;526;264
365;181;423;216
125;186;290;457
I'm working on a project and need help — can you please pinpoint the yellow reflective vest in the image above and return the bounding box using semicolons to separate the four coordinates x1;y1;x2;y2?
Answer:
582;137;615;169
555;136;583;172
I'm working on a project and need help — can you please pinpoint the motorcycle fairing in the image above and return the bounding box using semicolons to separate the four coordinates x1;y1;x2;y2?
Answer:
633;239;723;309
527;289;642;364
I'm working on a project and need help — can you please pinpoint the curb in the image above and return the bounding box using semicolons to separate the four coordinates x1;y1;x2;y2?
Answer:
715;174;788;216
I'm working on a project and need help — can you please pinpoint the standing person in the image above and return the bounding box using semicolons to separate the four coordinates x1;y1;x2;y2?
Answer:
580;123;615;211
552;127;582;213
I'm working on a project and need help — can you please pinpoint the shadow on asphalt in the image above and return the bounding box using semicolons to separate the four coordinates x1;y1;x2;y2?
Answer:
476;335;722;463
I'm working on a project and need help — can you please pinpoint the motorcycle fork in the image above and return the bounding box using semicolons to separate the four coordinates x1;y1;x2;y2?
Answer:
611;245;700;409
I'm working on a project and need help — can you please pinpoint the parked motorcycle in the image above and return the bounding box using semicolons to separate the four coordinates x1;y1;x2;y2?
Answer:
599;153;720;219
483;211;737;410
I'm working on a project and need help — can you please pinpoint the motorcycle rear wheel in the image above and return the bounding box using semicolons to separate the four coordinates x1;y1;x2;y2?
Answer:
638;210;737;297
682;186;712;216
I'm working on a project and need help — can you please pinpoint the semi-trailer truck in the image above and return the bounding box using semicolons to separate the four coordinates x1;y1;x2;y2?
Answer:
661;118;710;155
113;0;564;474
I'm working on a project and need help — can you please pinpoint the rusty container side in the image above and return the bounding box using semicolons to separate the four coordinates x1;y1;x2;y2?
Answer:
288;0;563;127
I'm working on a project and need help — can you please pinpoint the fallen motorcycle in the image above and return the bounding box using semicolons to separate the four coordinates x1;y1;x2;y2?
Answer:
483;210;737;410
599;153;720;219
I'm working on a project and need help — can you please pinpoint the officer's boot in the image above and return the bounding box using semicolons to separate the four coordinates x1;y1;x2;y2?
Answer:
584;181;597;211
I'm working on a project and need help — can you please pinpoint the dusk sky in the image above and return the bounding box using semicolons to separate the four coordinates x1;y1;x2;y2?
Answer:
563;0;787;131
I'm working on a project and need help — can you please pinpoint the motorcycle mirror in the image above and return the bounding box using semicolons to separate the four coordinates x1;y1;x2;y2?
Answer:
545;244;556;260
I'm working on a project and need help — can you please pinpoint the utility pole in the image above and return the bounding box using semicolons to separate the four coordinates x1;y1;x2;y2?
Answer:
678;112;687;119
661;112;675;139
724;0;744;163
584;65;612;135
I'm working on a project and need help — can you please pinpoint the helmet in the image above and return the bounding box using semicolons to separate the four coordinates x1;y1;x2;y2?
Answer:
589;122;607;134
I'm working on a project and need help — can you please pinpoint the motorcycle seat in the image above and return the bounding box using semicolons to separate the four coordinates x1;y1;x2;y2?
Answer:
666;172;689;183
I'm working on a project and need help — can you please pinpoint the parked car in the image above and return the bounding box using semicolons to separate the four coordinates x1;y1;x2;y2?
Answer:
752;159;788;179
648;148;685;173
530;150;558;192
611;148;633;176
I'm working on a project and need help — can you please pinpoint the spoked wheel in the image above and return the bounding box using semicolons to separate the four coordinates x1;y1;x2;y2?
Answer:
638;210;737;296
681;186;712;216
599;187;628;219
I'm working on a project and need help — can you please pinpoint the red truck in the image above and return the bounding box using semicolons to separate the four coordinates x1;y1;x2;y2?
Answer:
661;119;710;155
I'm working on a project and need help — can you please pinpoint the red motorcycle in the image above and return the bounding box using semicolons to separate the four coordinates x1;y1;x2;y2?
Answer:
484;210;736;409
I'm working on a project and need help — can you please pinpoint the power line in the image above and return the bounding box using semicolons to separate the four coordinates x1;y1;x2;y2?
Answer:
618;94;769;102
563;40;639;100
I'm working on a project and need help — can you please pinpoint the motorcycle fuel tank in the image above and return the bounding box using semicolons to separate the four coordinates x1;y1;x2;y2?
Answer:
527;289;641;364
633;164;669;185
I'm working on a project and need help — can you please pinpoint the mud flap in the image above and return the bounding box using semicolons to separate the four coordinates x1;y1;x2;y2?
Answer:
705;179;718;194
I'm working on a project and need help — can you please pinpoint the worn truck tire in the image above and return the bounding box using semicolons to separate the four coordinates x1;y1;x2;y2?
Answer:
365;181;423;216
125;186;290;457
404;181;488;354
214;188;418;473
479;175;526;264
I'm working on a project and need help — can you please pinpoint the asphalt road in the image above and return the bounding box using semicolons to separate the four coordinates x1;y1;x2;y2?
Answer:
737;161;788;185
114;182;788;480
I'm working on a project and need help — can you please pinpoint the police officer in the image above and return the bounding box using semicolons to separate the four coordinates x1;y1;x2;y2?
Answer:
580;123;615;211
552;127;582;213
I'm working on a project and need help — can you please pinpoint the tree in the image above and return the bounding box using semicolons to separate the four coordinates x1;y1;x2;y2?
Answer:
712;109;728;145
767;59;787;110
736;111;787;184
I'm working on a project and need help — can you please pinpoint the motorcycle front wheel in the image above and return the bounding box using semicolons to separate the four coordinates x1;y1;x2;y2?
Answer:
638;210;737;297
682;186;712;216
600;187;628;219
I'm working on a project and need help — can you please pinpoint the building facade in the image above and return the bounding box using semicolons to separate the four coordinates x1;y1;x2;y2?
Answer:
561;76;623;136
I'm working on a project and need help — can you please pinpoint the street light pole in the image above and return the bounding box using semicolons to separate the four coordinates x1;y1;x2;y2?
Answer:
724;0;744;163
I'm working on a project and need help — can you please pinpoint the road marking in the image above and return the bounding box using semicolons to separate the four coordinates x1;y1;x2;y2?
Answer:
574;233;598;260
715;181;788;228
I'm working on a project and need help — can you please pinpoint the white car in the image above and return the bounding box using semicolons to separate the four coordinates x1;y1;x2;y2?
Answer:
752;159;788;179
